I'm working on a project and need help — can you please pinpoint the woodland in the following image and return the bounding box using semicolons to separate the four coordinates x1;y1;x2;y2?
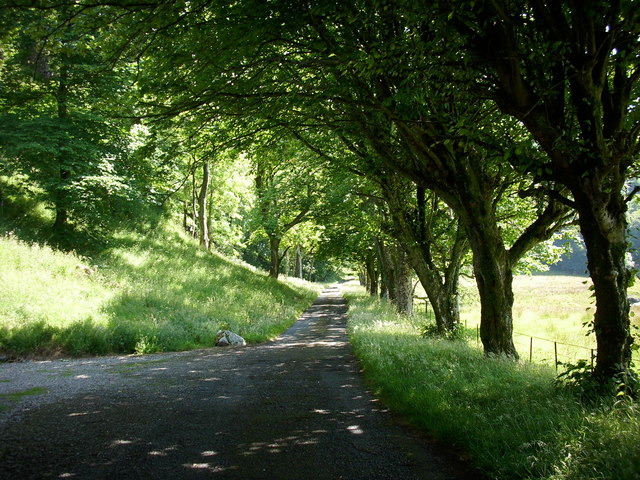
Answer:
0;0;639;393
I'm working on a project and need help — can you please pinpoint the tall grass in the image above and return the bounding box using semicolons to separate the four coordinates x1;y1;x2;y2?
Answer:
346;285;640;480
454;275;640;365
0;221;319;358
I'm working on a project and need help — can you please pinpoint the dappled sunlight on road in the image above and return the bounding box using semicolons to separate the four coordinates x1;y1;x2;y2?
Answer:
0;287;473;480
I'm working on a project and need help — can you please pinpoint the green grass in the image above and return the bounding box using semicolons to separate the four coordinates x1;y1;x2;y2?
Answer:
452;275;640;366
0;387;49;412
0;220;320;358
346;284;640;480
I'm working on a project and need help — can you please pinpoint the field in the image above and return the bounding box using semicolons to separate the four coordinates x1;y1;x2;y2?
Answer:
424;275;640;366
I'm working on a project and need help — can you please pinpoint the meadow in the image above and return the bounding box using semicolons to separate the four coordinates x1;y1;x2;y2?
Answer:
346;279;640;480
0;221;320;358
456;275;640;366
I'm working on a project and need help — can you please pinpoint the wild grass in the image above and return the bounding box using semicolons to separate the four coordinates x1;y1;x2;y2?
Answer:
455;275;640;365
0;221;320;358
346;284;640;480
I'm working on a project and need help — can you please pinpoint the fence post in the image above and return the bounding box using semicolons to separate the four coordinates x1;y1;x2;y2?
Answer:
529;336;533;363
554;342;558;371
591;349;595;369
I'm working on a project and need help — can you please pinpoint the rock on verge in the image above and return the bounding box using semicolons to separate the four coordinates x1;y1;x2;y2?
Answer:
215;330;246;347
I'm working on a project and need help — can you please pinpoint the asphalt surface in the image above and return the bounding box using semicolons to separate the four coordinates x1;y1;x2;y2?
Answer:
0;287;481;479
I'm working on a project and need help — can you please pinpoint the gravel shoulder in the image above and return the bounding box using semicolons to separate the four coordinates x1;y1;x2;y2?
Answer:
0;287;482;479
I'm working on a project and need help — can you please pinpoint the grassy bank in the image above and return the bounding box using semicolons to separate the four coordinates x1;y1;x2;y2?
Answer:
346;285;640;480
0;222;320;358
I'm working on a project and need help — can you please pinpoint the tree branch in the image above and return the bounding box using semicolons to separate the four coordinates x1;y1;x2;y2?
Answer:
508;198;574;266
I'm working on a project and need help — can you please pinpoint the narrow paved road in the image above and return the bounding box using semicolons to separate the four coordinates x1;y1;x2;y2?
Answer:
0;287;480;479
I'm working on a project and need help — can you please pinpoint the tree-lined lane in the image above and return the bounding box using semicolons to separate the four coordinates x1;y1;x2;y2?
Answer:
0;288;481;479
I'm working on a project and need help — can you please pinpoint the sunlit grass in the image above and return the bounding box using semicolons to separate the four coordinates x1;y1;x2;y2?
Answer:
346;284;640;480
0;237;113;355
454;274;640;365
0;221;320;357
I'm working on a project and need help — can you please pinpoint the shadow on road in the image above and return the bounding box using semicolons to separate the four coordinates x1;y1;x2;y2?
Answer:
0;287;482;479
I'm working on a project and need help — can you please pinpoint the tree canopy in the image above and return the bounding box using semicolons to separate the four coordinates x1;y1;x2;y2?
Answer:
1;0;638;386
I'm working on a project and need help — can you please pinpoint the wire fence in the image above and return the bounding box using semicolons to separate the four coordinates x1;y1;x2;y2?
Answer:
413;296;596;370
512;331;595;370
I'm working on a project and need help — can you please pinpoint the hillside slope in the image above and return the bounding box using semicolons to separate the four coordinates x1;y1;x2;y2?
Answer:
0;224;319;359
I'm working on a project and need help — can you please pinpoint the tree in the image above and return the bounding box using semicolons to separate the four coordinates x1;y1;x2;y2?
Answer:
0;7;136;242
250;135;318;278
282;1;574;356
206;153;254;258
197;160;210;249
208;0;571;355
443;0;640;381
320;138;469;327
279;221;324;280
378;173;468;331
26;1;577;356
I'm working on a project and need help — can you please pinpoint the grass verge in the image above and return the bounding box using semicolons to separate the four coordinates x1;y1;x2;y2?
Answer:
0;221;320;358
346;285;640;480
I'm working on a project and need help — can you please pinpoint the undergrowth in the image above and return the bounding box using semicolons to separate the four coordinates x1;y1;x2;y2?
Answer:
0;221;320;358
345;286;640;480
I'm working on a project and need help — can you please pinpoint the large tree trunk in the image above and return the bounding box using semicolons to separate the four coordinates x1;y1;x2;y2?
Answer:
268;235;281;279
459;189;568;358
364;253;379;297
455;192;518;357
376;236;413;315
469;233;517;357
358;267;367;287
197;162;210;250
391;245;413;315
375;237;394;301
458;0;637;382
405;244;460;331
575;191;633;380
380;178;465;332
